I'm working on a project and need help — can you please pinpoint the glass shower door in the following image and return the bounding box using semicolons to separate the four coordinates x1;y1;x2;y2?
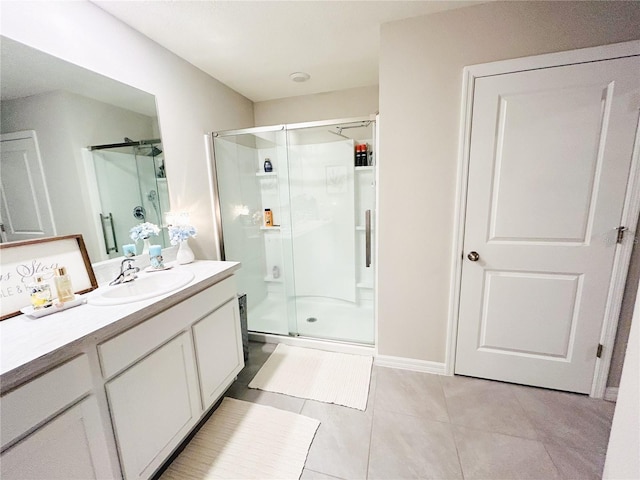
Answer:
286;120;376;344
213;127;296;336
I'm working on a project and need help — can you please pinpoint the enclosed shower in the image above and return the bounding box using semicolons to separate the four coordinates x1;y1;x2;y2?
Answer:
212;118;376;345
89;138;170;259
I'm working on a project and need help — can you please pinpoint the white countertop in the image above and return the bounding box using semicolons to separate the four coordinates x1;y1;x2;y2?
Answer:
0;260;240;393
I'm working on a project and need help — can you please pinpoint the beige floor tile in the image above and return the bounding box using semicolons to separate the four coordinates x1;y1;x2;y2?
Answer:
453;425;561;480
368;410;462;480
544;442;606;480
441;375;538;439
512;385;615;453
300;468;345;480
374;367;449;422
301;400;373;480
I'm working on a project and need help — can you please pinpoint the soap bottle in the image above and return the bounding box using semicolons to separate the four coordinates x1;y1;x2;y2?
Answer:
29;276;53;309
54;267;75;302
264;209;273;227
264;158;273;173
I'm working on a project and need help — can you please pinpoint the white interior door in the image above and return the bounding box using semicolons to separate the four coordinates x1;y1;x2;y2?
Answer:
0;131;56;242
456;55;640;394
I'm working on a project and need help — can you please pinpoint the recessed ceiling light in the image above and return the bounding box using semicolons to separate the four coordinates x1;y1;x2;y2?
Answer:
289;72;311;83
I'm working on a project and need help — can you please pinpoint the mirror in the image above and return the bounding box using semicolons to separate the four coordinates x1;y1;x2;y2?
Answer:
0;36;170;263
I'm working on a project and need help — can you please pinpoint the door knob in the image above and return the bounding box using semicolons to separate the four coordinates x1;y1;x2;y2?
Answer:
467;251;480;262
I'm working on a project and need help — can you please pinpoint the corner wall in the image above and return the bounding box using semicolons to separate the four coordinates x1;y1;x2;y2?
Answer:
253;86;378;126
378;1;640;362
1;0;254;261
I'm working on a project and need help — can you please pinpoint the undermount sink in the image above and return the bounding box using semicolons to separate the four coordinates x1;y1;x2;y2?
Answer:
88;269;195;306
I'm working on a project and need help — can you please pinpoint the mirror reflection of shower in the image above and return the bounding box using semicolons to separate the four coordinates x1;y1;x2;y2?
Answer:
89;137;170;259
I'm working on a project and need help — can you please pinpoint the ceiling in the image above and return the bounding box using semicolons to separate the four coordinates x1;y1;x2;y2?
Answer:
91;0;482;103
0;36;157;117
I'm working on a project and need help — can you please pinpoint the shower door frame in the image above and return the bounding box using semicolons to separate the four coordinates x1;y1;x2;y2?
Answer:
210;115;379;347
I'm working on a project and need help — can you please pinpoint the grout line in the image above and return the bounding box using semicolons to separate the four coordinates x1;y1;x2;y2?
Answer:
365;368;377;480
440;377;466;480
304;468;345;480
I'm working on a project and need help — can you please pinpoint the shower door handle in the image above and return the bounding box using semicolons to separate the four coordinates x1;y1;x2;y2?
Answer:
100;213;118;254
365;209;372;268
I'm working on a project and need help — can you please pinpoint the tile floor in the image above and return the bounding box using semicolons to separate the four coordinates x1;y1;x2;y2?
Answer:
224;342;615;480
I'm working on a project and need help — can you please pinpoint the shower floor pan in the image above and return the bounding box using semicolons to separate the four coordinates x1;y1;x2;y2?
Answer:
248;296;374;345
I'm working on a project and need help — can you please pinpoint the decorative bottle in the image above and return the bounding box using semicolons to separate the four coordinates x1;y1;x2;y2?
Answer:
54;267;75;302
29;276;53;309
264;158;273;172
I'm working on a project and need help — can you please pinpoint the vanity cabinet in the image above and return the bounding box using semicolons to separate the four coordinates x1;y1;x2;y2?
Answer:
106;332;201;480
0;355;117;480
0;264;243;480
99;274;244;480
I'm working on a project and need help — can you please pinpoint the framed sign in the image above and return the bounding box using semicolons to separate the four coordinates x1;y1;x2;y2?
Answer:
0;234;98;320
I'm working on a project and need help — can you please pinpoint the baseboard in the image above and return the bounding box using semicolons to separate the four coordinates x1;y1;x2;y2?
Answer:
604;387;618;402
375;354;446;375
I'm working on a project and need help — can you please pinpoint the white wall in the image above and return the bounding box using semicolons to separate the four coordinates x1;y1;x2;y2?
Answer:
603;278;639;479
1;0;254;261
378;1;640;362
1;91;155;262
254;85;378;126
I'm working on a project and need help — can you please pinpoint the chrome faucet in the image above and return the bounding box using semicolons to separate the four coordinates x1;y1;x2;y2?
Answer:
110;258;140;286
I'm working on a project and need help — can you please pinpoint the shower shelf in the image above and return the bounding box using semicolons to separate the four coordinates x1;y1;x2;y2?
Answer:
256;172;277;177
260;226;281;231
263;275;283;283
355;166;374;172
357;282;374;289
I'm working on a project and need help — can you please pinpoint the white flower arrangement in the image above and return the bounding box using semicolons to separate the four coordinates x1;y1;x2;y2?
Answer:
129;222;160;241
168;224;197;245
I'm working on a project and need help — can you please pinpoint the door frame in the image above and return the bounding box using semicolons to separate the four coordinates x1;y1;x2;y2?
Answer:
446;40;640;398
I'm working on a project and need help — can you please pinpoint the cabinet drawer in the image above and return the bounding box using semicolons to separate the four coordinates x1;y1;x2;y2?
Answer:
98;275;237;379
1;355;92;450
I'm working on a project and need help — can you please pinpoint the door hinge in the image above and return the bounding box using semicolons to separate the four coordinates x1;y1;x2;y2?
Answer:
616;226;627;244
596;343;603;358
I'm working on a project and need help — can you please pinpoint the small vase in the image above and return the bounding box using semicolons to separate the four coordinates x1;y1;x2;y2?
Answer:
142;238;151;255
177;239;195;265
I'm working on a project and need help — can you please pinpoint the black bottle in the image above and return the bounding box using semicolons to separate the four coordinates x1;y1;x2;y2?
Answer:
264;158;273;172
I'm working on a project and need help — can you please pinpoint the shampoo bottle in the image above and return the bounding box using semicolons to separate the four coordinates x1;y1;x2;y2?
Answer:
264;209;273;227
54;267;75;302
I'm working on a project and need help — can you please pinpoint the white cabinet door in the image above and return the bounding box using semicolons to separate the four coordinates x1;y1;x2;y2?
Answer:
456;55;640;393
192;298;244;409
106;332;201;480
1;396;117;480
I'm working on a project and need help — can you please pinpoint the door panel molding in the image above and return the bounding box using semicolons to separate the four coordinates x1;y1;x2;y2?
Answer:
446;40;640;398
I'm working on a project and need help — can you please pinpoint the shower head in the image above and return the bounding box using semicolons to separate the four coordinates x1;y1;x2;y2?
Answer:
328;128;350;139
137;145;163;157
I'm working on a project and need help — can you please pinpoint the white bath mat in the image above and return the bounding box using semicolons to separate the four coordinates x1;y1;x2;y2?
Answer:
248;344;373;410
160;397;319;480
